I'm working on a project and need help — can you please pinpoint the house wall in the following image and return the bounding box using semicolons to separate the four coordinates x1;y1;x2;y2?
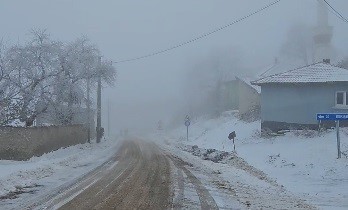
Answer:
221;81;239;111
0;125;88;160
238;80;260;116
261;82;348;131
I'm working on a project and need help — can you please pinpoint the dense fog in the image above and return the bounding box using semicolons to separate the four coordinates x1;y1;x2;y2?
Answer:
1;0;347;135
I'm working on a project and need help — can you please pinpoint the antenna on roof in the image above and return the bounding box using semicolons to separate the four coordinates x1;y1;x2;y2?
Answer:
259;57;278;77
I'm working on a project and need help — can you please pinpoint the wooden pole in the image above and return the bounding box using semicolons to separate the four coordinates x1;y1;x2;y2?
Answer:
87;76;91;143
96;56;102;143
186;126;188;141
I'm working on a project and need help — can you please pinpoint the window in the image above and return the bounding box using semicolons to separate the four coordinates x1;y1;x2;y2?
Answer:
335;91;348;107
337;92;344;105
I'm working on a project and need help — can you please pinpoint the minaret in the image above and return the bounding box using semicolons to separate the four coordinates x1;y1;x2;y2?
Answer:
313;1;333;63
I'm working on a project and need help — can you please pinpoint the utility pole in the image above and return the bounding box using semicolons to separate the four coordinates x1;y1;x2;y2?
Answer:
96;56;102;143
186;126;189;141
87;71;91;143
108;98;110;137
336;120;341;159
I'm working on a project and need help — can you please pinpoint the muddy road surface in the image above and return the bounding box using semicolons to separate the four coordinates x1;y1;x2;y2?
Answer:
45;140;171;209
31;139;226;210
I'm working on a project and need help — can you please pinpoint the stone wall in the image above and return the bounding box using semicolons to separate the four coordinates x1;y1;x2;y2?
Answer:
0;125;88;160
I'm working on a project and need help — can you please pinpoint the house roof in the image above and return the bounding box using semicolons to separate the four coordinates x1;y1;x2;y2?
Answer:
236;77;261;94
252;62;348;85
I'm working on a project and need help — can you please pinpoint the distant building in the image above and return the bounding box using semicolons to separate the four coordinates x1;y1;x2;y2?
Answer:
236;77;261;119
221;80;239;111
252;61;348;131
220;76;260;120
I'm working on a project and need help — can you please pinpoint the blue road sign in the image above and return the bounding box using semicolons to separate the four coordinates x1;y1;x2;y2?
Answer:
317;113;348;121
185;120;190;127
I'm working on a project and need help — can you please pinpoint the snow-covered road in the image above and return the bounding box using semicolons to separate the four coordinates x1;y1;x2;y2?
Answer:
1;138;242;209
1;123;337;209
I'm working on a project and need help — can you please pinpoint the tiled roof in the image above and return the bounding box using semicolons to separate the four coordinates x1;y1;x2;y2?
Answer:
252;63;348;85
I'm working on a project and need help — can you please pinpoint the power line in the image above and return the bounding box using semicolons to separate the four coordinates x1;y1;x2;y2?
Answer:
114;0;282;64
323;0;348;23
320;0;348;24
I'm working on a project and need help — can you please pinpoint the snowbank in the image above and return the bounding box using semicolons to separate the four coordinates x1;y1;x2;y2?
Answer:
0;137;120;206
168;113;348;209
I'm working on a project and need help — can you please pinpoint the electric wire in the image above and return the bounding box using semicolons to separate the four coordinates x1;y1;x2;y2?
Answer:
114;0;282;64
320;0;348;24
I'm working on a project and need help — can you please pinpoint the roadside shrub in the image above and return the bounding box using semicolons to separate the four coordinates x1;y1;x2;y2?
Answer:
293;128;318;138
261;128;275;138
239;106;260;122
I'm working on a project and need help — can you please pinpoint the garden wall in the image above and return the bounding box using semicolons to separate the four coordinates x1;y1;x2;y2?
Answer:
0;125;88;160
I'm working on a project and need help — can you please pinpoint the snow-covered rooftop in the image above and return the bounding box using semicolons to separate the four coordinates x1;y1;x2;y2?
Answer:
236;77;261;93
252;62;348;85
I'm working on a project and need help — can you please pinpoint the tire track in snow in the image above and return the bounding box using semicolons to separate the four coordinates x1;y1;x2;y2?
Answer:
168;155;219;210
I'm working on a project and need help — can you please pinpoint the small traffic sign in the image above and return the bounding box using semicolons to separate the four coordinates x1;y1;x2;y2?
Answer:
185;115;191;141
317;113;348;121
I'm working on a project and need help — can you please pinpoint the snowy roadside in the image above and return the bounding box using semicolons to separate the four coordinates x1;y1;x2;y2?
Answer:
153;133;315;209
161;113;348;209
0;137;120;209
238;132;348;210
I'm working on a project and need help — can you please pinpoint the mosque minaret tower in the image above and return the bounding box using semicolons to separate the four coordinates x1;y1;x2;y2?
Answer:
313;1;333;63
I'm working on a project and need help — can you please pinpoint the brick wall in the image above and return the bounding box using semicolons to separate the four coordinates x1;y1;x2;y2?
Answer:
0;125;88;160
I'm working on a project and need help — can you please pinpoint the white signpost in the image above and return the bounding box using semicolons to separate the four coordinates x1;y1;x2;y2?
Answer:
316;113;348;159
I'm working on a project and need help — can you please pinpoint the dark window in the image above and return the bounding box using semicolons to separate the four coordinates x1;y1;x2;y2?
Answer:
337;92;344;105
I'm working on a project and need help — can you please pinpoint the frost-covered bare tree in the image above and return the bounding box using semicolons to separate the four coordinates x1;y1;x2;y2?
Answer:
53;37;94;124
53;37;116;125
0;40;17;125
5;29;62;126
0;30;116;127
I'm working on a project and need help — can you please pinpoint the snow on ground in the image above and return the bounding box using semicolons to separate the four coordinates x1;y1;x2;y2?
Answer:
156;134;315;209
166;112;348;209
0;137;120;209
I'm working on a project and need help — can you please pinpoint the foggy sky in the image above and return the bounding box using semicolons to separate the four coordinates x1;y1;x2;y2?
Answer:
1;0;347;135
